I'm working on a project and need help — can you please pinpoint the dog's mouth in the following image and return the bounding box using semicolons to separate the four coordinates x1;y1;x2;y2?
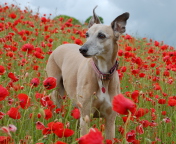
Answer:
82;54;92;58
82;53;98;58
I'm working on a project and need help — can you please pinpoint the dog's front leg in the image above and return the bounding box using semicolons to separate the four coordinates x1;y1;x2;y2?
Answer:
105;111;116;140
79;102;92;136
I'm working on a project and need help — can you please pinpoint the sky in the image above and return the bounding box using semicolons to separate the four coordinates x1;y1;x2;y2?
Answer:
1;0;176;47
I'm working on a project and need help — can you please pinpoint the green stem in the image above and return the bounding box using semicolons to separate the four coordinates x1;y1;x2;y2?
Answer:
123;110;132;143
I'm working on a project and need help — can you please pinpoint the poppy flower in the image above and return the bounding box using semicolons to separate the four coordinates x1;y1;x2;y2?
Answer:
7;107;21;119
131;90;139;103
71;108;80;119
136;125;144;134
0;85;9;101
158;99;166;104
44;109;53;120
42;127;52;135
134;108;148;118
18;93;30;109
36;121;45;130
112;94;136;115
0;65;5;75
41;17;47;23
78;128;104;144
126;130;136;142
8;72;19;82
140;120;150;128
168;98;176;106
21;43;34;54
74;39;83;45
0;136;11;144
47;122;64;132
163;117;171;123
30;78;40;87
54;141;67;144
8;13;16;19
43;77;57;90
8;124;17;132
0;111;6;119
105;140;112;144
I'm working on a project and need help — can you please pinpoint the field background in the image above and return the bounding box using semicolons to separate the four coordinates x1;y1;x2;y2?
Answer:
0;3;176;144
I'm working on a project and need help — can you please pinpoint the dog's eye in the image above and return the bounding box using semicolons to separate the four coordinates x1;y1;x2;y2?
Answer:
85;33;89;38
98;33;106;39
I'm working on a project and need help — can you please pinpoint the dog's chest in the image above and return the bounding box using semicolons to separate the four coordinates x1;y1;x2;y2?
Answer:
93;79;112;117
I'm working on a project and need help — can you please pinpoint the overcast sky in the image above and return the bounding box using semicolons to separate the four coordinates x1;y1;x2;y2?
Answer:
1;0;176;47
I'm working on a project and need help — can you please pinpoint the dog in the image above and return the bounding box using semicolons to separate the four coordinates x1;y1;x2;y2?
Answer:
46;6;129;140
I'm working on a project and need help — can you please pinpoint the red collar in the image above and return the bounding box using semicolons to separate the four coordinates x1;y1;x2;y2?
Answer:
91;60;119;80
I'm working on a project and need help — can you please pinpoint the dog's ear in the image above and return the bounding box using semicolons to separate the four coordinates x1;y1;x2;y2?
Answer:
111;12;129;38
88;6;101;28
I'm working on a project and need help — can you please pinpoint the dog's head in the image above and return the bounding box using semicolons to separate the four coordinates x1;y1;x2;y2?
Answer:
79;6;129;58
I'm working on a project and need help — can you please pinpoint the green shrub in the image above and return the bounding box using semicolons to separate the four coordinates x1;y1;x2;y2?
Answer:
85;16;104;24
54;15;82;25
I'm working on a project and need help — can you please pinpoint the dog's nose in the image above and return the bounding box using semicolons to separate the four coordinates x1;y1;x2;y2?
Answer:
79;47;88;54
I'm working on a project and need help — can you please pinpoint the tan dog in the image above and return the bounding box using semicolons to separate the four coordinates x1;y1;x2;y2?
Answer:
46;6;129;140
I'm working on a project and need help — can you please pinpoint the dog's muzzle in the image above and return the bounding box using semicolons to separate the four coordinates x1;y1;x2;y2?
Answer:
79;46;88;56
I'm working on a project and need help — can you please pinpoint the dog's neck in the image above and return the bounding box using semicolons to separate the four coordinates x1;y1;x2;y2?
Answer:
92;42;118;74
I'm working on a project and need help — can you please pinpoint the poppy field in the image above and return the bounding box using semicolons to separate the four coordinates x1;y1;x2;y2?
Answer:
0;3;176;144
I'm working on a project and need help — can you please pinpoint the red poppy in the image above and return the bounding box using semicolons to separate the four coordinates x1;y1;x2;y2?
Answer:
71;108;80;119
168;98;176;106
134;108;148;118
8;13;16;19
62;128;74;137
47;121;64;131
41;17;47;23
78;128;104;144
18;93;30;109
125;46;132;51
0;136;11;144
36;121;45;130
158;99;166;104
0;111;6;119
153;83;161;90
7;107;21;119
30;78;40;87
131;90;139;103
54;141;67;144
118;49;123;56
8;72;19;82
136;125;144;134
43;77;57;90
124;34;132;40
75;39;83;45
0;65;5;75
120;66;127;72
34;51;44;59
44;109;53;120
42;127;52;135
140;120;150;128
139;73;145;78
112;94;136;115
21;44;34;54
105;139;112;144
126;130;136;142
154;41;159;46
0;85;9;101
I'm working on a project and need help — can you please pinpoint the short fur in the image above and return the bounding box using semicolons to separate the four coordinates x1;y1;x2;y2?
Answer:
46;6;129;140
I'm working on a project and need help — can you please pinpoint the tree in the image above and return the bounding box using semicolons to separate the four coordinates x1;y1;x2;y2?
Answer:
54;15;82;25
84;16;104;24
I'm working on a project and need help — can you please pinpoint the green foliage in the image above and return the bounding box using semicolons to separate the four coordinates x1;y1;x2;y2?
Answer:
54;15;82;25
85;16;104;24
